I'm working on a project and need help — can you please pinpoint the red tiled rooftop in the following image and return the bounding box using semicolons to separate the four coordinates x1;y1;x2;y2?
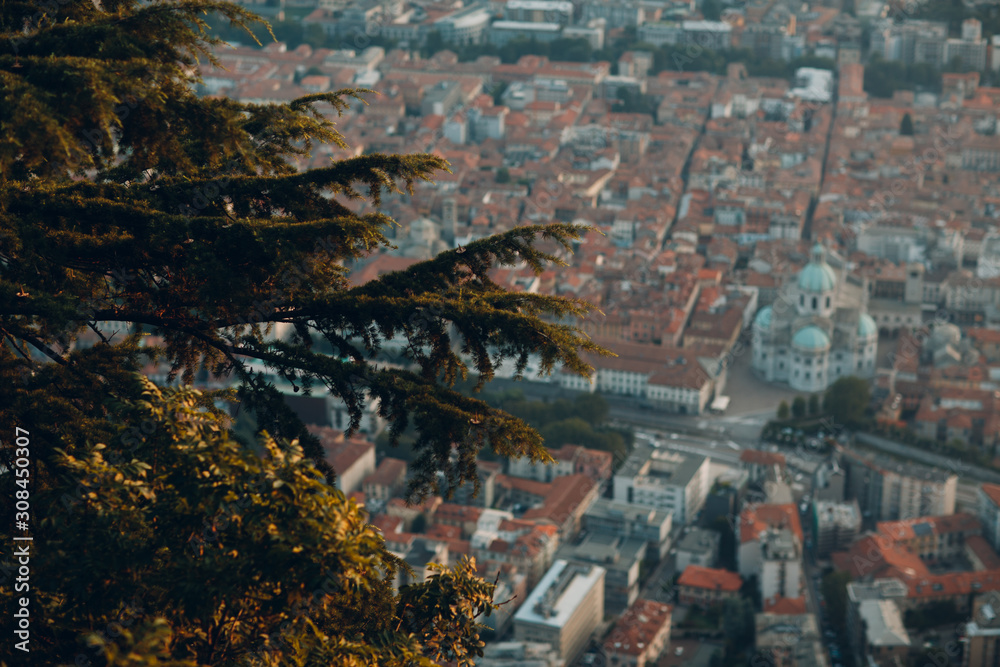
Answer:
763;595;807;615
603;599;672;656
364;457;407;488
740;449;787;468
877;513;981;542
983;483;1000;507
677;565;742;592
739;504;803;544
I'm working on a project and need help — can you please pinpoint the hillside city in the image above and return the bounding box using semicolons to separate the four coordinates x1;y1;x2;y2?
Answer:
115;0;1000;664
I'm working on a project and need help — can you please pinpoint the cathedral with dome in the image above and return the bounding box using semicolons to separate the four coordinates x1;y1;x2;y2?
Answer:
751;243;878;392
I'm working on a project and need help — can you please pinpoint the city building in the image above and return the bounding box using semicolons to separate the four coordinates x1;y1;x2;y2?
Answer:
839;445;958;522
584;498;673;561
979;483;1000;553
845;580;911;667
558;533;647;613
478;641;564;667
676;565;743;606
363;457;407;503
507;444;613;485
513;560;606;665
307;425;376;496
674;528;721;571
964;592;1000;667
754;612;825;667
813;500;862;557
740;449;787;486
812;457;846;502
738;503;804;601
613;444;711;524
752;243;877;392
603;599;673;667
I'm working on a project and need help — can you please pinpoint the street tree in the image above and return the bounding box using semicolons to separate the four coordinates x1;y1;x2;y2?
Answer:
823;376;871;426
792;396;807;419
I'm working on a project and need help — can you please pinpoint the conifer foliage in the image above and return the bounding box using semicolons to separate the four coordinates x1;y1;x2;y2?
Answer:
0;1;606;664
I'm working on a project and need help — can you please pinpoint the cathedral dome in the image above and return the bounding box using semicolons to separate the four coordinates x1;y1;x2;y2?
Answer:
857;313;877;339
797;243;837;293
754;306;773;331
792;325;831;351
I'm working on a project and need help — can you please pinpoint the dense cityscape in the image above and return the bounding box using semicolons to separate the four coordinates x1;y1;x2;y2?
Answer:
6;0;1000;665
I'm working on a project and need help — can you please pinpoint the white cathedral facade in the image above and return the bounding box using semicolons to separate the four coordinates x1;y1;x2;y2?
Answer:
751;244;878;392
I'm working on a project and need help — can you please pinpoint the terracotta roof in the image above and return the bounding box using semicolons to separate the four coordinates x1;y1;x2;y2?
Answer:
876;513;981;542
739;504;803;544
306;425;374;476
435;503;484;524
426;523;463;540
763;595;807;615
740;449;787;468
983;483;1000;508
603;599;673;656
840;534;929;580
966;535;1000;570
364;457;407;488
522;474;597;527
677;565;743;592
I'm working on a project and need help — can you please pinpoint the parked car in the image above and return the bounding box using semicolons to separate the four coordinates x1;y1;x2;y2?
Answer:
675;647;684;656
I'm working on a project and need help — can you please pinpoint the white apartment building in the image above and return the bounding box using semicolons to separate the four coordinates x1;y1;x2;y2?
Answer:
613;445;711;524
514;560;606;665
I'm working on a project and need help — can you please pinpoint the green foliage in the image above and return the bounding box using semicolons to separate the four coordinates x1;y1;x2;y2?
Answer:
495;167;511;184
824;377;871;427
489;392;627;460
900;112;915;136
777;400;791;420
0;1;609;664
710;516;736;570
821;570;853;634
0;0;609;504
864;57;942;98
904;600;963;632
792;396;807;419
808;393;821;416
702;0;722;20
0;379;498;666
722;597;755;653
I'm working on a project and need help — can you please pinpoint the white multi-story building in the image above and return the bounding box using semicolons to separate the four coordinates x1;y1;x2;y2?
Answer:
514;560;606;665
751;243;877;392
759;530;803;602
613;445;711;524
737;504;803;602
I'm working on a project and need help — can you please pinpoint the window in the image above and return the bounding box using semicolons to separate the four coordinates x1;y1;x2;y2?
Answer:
779;362;784;369
794;370;799;377
762;353;767;359
812;296;818;309
805;358;812;366
818;371;822;379
858;360;863;370
800;294;804;306
805;372;811;379
826;296;831;308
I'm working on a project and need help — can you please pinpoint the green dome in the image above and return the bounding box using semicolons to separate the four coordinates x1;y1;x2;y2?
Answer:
754;306;773;331
792;325;831;351
797;262;837;293
858;313;877;338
